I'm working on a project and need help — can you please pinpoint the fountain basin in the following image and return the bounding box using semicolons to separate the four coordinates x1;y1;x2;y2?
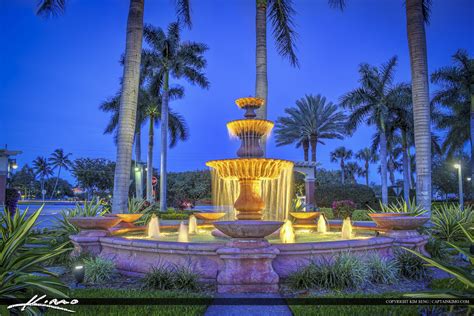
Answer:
290;212;320;224
193;212;226;221
114;214;144;223
69;217;122;230
369;214;429;230
214;220;283;239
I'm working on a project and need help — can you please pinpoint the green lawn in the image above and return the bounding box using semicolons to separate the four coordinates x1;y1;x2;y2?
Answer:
0;288;209;316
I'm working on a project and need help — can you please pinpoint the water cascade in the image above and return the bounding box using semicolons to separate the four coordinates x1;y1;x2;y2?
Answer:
188;215;198;234
147;215;161;239
178;221;189;242
280;220;295;243
207;97;294;221
317;214;327;233
341;218;352;239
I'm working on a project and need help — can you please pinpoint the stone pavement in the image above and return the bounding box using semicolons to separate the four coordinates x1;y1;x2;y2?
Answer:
204;293;293;316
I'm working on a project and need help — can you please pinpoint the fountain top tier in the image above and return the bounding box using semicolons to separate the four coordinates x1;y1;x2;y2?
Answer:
205;96;293;221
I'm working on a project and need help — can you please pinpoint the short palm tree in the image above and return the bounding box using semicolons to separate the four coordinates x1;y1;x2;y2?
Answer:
355;148;378;186
431;49;474;194
344;162;363;184
142;22;209;211
275;94;346;163
330;146;353;184
32;156;53;201
48;149;72;199
37;0;193;213
340;56;406;204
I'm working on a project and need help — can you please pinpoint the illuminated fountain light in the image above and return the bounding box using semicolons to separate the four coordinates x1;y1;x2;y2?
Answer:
147;215;160;239
188;215;198;234
317;214;327;233
178;221;189;242
341;218;353;239
280;220;295;243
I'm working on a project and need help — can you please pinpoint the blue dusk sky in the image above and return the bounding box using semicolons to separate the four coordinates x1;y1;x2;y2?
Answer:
1;0;473;184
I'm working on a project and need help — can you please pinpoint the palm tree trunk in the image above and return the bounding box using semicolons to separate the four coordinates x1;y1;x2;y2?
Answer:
388;158;395;187
379;129;389;204
159;71;170;212
135;128;143;199
302;139;309;161
41;178;45;201
51;166;61;199
146;114;154;202
406;0;431;213
341;160;345;185
112;0;145;213
255;0;268;156
402;132;411;203
310;136;317;162
365;161;369;186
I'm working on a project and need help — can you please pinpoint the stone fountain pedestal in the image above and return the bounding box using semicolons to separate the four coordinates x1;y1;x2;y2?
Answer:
216;239;280;293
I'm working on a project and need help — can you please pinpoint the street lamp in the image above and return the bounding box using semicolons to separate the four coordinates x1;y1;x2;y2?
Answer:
454;163;464;209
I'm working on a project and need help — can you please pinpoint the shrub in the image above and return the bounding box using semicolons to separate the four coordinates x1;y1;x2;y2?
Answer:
368;199;427;216
432;204;473;242
287;252;368;290
365;253;399;284
128;198;153;214
332;200;356;219
143;264;200;291
5;188;20;213
394;248;430;280
315;184;378;209
84;257;116;284
319;207;334;219
425;237;446;259
351;210;370;221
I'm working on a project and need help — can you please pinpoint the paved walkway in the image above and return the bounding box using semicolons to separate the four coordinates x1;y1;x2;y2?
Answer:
204;293;293;316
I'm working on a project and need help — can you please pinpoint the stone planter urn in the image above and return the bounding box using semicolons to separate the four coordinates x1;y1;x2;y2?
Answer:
290;211;320;225
193;212;226;225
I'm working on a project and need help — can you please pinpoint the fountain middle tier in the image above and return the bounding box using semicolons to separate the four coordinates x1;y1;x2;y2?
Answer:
206;158;293;220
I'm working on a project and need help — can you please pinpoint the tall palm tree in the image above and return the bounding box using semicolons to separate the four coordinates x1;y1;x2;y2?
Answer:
355;148;378;186
37;0;193;213
330;0;433;212
340;56;406;204
32;157;53;201
330;147;353;184
405;0;433;213
48;149;72;199
142;23;209;211
431;49;474;195
254;0;298;124
101;87;187;202
275;94;346;163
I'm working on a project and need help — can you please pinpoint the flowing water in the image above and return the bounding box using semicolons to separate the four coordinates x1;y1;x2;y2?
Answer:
188;215;198;234
147;215;160;238
178;221;189;242
317;214;328;233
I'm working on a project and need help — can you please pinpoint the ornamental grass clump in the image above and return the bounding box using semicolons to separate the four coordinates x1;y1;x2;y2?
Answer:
143;264;200;291
394;248;430;280
431;204;473;242
368;199;427;216
84;256;116;284
365;252;399;285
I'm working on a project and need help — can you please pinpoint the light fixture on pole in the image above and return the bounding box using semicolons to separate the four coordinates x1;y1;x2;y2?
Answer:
454;163;464;210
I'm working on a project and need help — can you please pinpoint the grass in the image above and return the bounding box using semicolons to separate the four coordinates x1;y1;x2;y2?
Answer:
42;288;209;316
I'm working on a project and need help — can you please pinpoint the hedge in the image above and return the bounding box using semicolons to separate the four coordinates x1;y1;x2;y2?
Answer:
314;184;378;209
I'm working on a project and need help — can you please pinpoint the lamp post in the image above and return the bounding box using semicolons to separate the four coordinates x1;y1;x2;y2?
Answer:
454;163;464;210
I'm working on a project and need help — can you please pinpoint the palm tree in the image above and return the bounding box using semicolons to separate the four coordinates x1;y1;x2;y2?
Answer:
355;148;378;186
275;94;346;163
101;87;187;202
330;0;433;213
340;56;407;204
32;157;53;201
330;147;353;184
37;0;193;213
254;0;298;124
431;49;474;195
405;0;433;213
345;162;363;184
142;23;209;211
48;149;72;199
